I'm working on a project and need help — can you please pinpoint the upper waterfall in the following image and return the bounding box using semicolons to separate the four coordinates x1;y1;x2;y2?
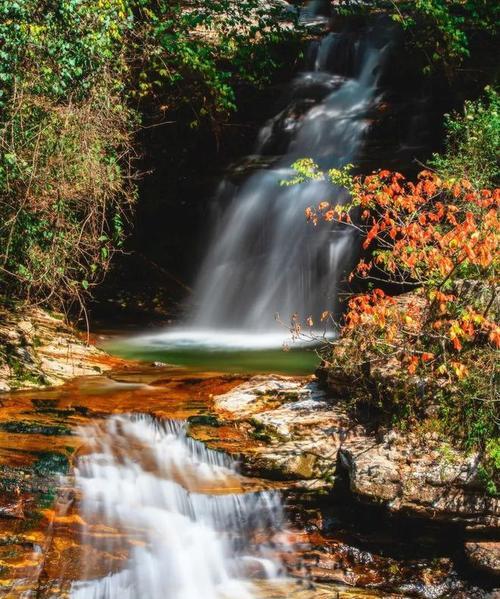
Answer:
188;19;395;332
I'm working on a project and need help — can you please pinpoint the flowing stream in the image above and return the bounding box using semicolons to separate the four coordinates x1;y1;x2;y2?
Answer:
22;7;446;599
69;13;401;597
0;372;485;599
0;7;489;599
70;414;286;599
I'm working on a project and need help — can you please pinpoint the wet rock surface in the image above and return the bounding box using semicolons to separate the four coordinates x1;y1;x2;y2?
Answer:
212;375;498;527
0;370;497;597
213;375;363;484
207;374;500;593
0;306;125;392
0;368;247;596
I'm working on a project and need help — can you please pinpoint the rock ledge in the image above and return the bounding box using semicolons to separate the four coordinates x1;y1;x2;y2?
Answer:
0;306;122;392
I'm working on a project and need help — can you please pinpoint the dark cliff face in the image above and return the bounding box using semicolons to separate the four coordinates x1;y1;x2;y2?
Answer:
90;43;302;326
90;9;484;327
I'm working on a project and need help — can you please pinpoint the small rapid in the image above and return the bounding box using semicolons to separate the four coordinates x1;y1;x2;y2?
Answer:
70;414;287;599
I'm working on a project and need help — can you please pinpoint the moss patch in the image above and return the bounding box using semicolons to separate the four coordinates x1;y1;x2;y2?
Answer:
33;452;70;477
0;420;71;436
187;414;221;427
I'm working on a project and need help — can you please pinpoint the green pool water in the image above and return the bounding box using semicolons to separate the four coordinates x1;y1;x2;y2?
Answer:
103;338;321;375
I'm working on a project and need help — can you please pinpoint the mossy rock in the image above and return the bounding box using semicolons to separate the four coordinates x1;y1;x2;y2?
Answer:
33;452;69;477
31;399;59;409
248;418;287;443
33;405;90;417
187;414;221;427
250;429;274;443
244;452;320;481
0;420;71;436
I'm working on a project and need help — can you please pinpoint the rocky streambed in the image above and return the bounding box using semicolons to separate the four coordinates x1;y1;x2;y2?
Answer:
0;366;498;598
199;375;500;592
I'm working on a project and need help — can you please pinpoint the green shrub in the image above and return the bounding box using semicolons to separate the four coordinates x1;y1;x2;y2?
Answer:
291;88;499;494
0;0;299;311
0;0;135;309
129;0;300;123
478;438;500;496
430;87;499;187
0;82;135;308
337;0;499;72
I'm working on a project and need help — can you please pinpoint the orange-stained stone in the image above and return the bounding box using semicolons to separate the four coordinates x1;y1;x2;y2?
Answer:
0;368;255;595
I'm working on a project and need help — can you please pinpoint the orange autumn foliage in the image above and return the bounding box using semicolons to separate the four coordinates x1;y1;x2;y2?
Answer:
307;169;499;382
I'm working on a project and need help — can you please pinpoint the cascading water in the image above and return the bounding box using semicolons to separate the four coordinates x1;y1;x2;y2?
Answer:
70;414;286;599
116;10;398;355
185;19;395;333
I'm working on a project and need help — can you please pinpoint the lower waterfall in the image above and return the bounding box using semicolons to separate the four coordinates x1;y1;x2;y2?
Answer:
70;415;286;599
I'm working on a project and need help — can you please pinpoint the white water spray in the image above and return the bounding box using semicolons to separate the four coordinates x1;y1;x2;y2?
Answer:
71;414;286;599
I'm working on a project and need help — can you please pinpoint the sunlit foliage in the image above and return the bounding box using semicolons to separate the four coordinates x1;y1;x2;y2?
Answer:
292;90;499;493
0;0;297;311
338;0;499;73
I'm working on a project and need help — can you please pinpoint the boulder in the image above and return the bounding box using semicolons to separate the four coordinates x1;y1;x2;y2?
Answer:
465;541;500;578
339;433;499;530
215;375;499;533
214;375;360;483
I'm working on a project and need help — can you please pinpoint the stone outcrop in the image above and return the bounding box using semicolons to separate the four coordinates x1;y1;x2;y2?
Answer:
214;375;364;484
0;368;496;594
212;375;499;535
0;306;122;392
340;433;499;530
209;374;500;587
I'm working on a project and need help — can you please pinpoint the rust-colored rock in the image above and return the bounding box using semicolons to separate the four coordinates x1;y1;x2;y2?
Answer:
465;541;500;577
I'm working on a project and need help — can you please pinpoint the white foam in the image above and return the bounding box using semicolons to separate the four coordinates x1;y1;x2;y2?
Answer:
71;415;287;599
126;328;326;351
